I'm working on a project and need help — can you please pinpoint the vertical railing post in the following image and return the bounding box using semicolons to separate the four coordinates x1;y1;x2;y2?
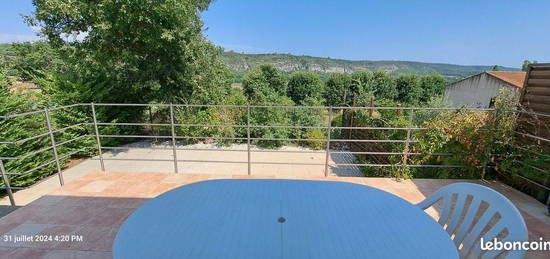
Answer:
403;109;414;169
169;104;179;173
149;106;157;143
324;107;333;177
348;94;357;139
45;109;64;185
91;103;105;171
0;160;15;206
247;105;252;175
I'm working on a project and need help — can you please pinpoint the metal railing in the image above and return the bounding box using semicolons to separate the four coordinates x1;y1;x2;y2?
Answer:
1;103;549;206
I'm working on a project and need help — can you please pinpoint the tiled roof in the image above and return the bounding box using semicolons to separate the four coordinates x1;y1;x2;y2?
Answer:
486;71;526;88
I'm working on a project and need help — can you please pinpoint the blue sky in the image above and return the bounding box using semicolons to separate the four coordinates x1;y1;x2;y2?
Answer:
2;1;549;67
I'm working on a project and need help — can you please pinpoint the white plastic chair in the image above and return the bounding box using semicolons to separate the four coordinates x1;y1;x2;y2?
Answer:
417;183;528;259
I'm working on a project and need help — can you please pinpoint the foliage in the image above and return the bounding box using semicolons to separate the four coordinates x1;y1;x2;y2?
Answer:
27;0;230;111
349;70;398;102
350;71;370;97
498;150;549;192
492;65;501;71
347;98;410;178
305;129;326;150
367;71;397;100
287;71;324;104
324;72;352;106
0;82;94;187
346;88;531;180
175;91;249;146
325;70;396;106
419;74;447;103
249;94;294;148
412;88;520;179
491;88;549;195
0;66;9;88
290;97;325;142
522;60;538;71
8;42;64;80
0;0;233;189
395;74;422;104
413;110;492;178
0;1;540;195
242;64;287;101
413;96;452;125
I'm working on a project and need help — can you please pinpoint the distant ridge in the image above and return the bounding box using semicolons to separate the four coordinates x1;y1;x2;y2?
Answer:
220;51;520;81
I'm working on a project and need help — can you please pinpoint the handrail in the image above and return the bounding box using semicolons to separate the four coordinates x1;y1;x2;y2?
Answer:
0;103;89;119
1;103;548;207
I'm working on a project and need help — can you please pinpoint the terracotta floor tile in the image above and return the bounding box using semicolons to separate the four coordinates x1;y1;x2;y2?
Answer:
2;204;65;225
147;183;183;196
0;222;20;235
102;181;141;194
107;198;148;209
78;181;114;193
54;180;91;193
48;206;101;226
43;249;112;259
0;223;50;247
83;207;134;228
30;196;67;206
53;226;112;251
4;247;49;259
85;227;117;251
30;225;79;249
57;196;113;209
0;171;547;258
161;174;189;183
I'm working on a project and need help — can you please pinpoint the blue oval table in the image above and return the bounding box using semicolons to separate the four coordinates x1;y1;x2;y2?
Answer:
113;179;458;259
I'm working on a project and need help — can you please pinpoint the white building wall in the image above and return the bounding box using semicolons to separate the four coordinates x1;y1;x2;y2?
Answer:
444;73;519;108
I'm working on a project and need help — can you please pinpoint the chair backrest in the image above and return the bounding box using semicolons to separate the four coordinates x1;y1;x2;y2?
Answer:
417;183;528;259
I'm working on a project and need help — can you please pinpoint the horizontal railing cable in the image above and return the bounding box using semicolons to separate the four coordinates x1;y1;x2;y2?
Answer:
1;103;548;207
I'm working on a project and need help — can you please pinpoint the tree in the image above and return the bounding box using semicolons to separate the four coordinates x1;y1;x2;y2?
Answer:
26;0;229;107
419;74;447;103
324;72;352;106
287;71;324;104
291;96;324;139
367;71;397;100
242;64;286;101
351;70;370;95
249;93;294;148
492;65;501;71
7;42;64;80
522;60;538;71
349;70;398;102
395;74;422;104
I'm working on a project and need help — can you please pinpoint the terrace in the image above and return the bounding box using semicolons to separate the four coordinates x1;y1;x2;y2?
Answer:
0;103;549;258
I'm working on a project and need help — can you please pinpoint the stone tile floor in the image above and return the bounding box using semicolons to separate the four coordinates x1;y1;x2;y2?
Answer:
0;171;548;258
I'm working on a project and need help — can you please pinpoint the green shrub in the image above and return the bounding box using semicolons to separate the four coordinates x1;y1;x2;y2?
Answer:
290;97;325;139
0;85;93;187
395;74;422;105
250;94;294;148
242;64;287;101
305;129;326;150
287;71;324;104
324;72;352;106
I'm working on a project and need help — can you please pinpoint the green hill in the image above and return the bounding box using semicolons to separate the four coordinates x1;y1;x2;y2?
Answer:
221;51;520;82
1;42;520;83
